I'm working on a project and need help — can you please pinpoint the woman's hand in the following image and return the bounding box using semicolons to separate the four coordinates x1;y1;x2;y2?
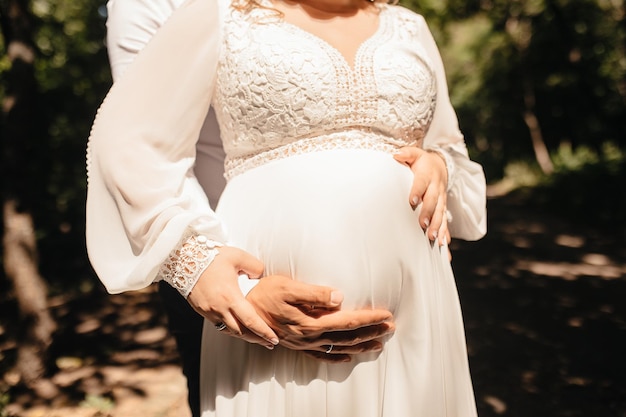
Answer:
246;275;395;363
187;246;280;349
394;147;451;247
187;249;396;360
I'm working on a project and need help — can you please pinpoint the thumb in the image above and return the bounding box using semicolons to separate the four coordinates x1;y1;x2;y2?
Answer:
284;280;344;308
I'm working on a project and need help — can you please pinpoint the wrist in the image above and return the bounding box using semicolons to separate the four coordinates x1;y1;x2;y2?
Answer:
159;233;223;298
425;146;455;192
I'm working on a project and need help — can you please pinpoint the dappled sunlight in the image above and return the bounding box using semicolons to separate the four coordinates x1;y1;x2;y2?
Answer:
515;258;625;281
133;327;169;345
451;197;626;417
0;284;185;416
555;234;585;248
483;395;507;414
110;349;165;365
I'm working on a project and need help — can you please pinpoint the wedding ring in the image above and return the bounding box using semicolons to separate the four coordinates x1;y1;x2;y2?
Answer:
215;322;227;331
325;344;334;354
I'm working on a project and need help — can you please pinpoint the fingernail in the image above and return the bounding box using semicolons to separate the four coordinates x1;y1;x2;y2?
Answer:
269;338;279;345
411;196;419;207
265;344;275;350
330;291;344;306
423;218;430;228
432;230;438;240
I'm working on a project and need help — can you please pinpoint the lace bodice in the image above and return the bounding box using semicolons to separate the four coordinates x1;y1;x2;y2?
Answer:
213;3;438;179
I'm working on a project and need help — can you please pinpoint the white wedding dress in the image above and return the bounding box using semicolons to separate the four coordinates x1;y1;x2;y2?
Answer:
87;0;487;416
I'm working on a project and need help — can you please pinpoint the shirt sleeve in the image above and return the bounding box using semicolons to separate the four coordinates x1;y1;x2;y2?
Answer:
107;0;227;209
86;0;226;294
106;0;185;81
418;15;487;241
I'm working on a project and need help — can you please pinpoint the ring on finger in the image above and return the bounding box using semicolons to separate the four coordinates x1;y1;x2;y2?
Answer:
215;322;227;332
325;344;334;354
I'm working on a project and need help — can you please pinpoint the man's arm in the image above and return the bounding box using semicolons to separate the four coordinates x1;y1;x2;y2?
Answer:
106;0;185;81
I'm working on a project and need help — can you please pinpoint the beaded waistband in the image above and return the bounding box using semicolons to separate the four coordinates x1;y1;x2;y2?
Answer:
224;132;419;180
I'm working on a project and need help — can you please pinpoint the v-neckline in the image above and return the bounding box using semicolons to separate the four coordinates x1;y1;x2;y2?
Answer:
261;2;387;71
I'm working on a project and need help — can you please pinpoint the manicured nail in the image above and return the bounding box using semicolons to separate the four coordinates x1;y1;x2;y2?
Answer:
432;230;438;240
423;218;430;228
269;338;279;345
330;291;344;306
265;344;275;350
411;196;419;207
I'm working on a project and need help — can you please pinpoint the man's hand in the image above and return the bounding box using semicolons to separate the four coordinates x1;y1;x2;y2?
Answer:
247;275;395;363
188;249;395;362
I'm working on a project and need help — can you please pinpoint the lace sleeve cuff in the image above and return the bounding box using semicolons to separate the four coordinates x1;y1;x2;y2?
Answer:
159;233;222;298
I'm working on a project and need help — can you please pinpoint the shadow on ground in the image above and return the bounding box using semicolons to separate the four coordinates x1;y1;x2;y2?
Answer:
1;286;185;416
1;193;625;416
453;196;626;417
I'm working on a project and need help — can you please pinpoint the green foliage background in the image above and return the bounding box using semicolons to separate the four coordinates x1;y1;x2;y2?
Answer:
0;0;625;286
1;0;111;289
405;0;626;228
406;0;626;175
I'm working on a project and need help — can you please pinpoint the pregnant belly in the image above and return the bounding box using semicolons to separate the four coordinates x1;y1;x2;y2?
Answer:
215;149;427;311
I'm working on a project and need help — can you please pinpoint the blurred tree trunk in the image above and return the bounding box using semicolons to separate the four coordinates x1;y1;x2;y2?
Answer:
522;77;554;175
507;14;554;175
0;0;57;397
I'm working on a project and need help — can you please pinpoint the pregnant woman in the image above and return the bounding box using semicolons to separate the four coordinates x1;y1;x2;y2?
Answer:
86;0;487;416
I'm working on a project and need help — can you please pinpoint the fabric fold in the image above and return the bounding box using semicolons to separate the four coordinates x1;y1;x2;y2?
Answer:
86;0;226;293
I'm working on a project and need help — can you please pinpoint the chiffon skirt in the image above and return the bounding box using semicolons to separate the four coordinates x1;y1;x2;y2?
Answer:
200;149;477;417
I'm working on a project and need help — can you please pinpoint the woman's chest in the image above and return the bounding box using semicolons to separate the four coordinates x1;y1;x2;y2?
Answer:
213;7;437;149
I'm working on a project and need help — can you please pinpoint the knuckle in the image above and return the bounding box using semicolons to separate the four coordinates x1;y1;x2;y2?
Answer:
342;318;361;330
239;316;258;329
196;301;218;315
297;318;320;334
286;325;305;338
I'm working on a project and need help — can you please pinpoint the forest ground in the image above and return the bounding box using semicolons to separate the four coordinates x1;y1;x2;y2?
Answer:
2;191;626;417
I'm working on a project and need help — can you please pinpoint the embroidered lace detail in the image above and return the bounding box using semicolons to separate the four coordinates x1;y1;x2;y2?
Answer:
213;5;437;173
225;130;421;180
159;233;222;298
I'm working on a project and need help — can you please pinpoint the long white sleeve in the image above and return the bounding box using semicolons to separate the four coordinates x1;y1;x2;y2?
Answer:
106;0;227;208
106;0;185;82
418;16;487;241
87;0;225;294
